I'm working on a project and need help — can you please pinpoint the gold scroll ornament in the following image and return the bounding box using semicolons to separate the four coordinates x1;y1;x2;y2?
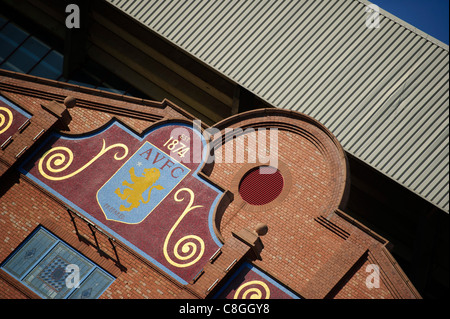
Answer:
0;107;13;135
38;139;129;181
234;280;271;299
163;188;205;268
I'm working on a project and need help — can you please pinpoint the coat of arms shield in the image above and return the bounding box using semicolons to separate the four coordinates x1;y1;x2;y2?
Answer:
97;141;190;224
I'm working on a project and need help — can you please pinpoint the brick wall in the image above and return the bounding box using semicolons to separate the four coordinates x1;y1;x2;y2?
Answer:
0;70;419;299
0;70;195;299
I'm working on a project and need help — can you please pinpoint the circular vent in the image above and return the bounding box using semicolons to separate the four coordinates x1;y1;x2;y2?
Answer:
239;166;284;206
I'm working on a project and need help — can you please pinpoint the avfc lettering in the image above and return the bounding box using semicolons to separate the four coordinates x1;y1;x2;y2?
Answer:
97;141;190;224
139;147;185;178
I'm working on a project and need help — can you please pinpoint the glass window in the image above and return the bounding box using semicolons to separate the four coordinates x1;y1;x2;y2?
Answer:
67;69;100;88
0;22;29;63
29;50;63;80
0;16;149;99
0;227;115;299
6;37;51;73
0;15;8;29
1;228;57;279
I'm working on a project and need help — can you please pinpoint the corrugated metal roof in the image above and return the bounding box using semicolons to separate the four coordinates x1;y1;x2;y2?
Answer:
106;0;449;213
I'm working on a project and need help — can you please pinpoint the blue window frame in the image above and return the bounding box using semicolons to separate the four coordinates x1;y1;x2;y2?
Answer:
0;226;115;299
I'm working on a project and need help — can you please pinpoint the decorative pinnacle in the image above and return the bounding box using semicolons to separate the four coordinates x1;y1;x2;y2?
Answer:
255;223;268;236
64;96;76;108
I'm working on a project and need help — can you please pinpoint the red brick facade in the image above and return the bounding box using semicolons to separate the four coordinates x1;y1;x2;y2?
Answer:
0;69;420;299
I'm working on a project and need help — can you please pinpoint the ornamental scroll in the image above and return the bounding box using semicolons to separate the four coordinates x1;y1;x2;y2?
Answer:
0;107;13;135
233;280;271;299
214;263;300;299
38;139;128;181
0;96;32;145
163;188;205;268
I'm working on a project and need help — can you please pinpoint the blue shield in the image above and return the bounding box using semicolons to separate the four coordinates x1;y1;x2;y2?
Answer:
97;141;190;224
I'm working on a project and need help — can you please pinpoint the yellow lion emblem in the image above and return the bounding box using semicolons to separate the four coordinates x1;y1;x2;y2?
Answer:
114;167;164;212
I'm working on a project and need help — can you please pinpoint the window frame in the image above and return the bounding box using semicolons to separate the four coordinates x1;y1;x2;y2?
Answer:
0;226;115;299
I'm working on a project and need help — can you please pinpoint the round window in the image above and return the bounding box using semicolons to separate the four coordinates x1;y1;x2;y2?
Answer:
238;166;284;206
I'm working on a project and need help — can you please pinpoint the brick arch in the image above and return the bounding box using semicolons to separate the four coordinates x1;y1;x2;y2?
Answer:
209;109;348;223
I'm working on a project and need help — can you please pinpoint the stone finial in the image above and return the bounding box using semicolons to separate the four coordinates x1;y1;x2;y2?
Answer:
64;96;77;108
255;223;268;236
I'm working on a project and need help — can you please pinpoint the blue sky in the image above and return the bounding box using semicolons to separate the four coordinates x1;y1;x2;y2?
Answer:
370;0;449;45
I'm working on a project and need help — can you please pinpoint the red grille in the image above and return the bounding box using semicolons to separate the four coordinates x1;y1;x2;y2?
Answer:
238;166;284;206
